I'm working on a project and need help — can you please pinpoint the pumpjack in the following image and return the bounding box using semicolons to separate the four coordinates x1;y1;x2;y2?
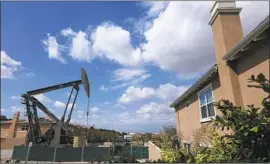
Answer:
21;68;90;147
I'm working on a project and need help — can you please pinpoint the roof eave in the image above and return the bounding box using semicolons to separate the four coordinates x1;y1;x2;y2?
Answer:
170;64;218;108
222;15;270;61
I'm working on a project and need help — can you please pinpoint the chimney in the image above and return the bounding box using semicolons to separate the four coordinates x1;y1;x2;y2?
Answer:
8;111;20;138
209;1;244;106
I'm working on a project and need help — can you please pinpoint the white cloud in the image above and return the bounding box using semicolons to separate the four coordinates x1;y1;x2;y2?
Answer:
10;106;24;113
77;110;85;119
88;107;103;116
68;31;93;62
140;1;269;79
100;85;109;92
142;1;169;18
101;73;151;91
68;103;76;111
68;102;174;130
135;101;174;123
54;101;76;111
10;95;20;100
21;72;35;79
237;1;270;35
34;94;53;104
118;83;188;104
155;83;188;101
137;102;173;115
42;1;268;82
1;51;22;79
91;23;142;66
112;68;147;82
61;27;76;37
102;103;174;125
113;103;127;110
110;73;151;90
125;2;169;35
54;101;66;109
118;86;155;104
103;101;112;105
1;65;16;80
66;92;75;99
141;2;215;79
42;33;66;64
1;108;5;112
48;108;55;113
1;51;22;67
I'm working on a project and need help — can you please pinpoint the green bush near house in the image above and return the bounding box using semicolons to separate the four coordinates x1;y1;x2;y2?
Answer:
161;148;195;163
158;73;270;163
196;73;270;163
210;73;270;162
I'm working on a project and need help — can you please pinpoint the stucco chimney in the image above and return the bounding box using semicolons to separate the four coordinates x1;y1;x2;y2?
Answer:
209;1;244;106
8;111;20;138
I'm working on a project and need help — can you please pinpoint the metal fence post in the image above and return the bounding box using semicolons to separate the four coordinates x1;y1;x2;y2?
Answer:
25;142;32;163
81;146;84;162
53;146;57;162
141;146;142;159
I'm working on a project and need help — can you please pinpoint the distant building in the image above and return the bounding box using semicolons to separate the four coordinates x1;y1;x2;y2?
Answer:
124;133;135;141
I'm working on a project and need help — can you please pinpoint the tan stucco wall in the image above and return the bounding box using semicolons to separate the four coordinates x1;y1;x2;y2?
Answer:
1;130;9;138
1;123;11;129
1;123;53;140
176;93;201;141
1;123;11;138
235;39;269;107
15;131;27;138
0;138;25;150
148;141;162;161
176;76;223;141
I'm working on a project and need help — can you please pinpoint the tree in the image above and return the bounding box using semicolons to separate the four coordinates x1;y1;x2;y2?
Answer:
162;125;177;138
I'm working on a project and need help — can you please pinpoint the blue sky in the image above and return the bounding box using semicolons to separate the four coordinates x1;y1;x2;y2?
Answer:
1;1;269;133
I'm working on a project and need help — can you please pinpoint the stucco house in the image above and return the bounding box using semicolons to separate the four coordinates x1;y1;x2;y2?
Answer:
170;1;269;143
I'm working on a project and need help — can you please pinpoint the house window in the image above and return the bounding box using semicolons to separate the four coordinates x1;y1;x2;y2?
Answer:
198;85;215;121
21;124;29;131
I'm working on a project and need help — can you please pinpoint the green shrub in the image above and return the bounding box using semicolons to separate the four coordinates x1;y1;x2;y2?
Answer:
157;74;269;163
211;73;270;162
161;148;195;163
195;131;235;163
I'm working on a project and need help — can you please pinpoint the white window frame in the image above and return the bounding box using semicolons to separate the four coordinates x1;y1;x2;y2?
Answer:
197;84;216;122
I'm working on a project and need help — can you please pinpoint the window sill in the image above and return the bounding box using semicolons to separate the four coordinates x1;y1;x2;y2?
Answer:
200;116;216;123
